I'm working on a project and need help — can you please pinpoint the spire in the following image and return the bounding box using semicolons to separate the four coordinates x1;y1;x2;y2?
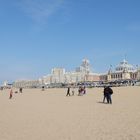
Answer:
124;53;127;60
123;54;128;64
108;65;112;74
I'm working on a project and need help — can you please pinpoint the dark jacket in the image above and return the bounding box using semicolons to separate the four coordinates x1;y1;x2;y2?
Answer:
104;87;113;95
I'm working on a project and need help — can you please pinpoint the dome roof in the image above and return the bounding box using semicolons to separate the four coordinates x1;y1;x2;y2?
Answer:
115;59;135;72
82;59;90;65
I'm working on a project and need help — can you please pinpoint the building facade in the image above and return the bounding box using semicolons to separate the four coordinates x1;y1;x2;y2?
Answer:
13;59;140;88
42;59;99;84
13;80;41;88
100;59;140;82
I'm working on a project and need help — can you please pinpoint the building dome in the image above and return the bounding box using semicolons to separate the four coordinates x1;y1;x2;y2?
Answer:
115;59;135;72
82;59;90;66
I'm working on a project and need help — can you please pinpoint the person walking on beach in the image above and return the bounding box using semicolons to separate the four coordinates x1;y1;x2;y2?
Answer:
104;86;113;104
107;86;113;104
9;88;13;99
103;86;108;103
42;86;45;91
78;86;81;96
66;87;71;96
83;86;86;94
19;87;23;93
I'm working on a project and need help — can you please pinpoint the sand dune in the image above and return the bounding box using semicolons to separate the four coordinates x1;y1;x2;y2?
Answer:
0;86;140;140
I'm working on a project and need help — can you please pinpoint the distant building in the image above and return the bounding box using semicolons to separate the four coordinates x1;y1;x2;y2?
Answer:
51;68;65;83
1;81;13;88
13;59;140;87
42;68;65;84
100;59;140;82
85;73;100;82
76;59;92;74
42;59;99;84
13;80;40;88
3;81;8;87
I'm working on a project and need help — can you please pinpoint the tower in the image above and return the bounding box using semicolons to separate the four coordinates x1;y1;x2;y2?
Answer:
107;65;112;81
122;68;130;80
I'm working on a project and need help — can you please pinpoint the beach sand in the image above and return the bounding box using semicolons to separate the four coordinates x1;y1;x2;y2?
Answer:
0;86;140;140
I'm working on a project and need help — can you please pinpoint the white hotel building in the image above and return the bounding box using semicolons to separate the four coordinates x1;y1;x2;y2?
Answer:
42;59;99;85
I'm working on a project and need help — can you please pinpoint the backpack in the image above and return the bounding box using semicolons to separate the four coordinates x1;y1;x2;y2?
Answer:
109;88;113;94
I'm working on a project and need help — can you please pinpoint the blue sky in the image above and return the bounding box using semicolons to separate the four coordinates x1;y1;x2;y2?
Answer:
0;0;140;84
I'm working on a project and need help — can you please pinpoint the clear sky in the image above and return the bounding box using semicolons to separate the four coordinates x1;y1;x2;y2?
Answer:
0;0;140;84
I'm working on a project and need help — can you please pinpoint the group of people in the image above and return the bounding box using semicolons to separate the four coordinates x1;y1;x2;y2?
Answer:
8;86;113;104
103;86;113;104
9;87;23;99
66;86;86;96
66;85;113;104
78;86;86;96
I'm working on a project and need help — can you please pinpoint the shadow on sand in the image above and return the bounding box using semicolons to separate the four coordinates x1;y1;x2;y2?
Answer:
97;101;108;104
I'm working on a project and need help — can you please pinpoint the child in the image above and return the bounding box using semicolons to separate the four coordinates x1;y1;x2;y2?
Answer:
72;87;75;96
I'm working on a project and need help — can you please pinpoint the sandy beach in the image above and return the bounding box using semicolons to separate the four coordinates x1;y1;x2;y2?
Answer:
0;86;140;140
